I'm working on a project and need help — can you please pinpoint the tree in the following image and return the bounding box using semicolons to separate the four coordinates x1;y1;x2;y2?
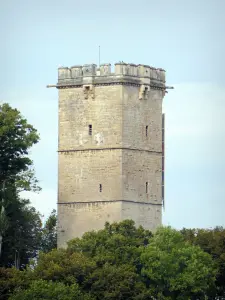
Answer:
84;263;146;300
30;248;96;286
40;209;57;253
0;197;42;269
0;266;31;300
9;279;93;300
0;103;39;181
27;221;151;300
67;220;154;299
67;220;153;269
0;103;40;255
0;103;40;258
181;227;225;298
0;221;221;300
140;227;217;299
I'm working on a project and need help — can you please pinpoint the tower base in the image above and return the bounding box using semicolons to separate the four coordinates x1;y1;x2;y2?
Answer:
57;201;162;248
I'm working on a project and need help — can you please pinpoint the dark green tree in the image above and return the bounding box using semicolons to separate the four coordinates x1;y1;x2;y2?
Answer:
0;103;40;262
0;196;42;269
67;220;153;269
181;227;225;298
9;279;93;300
40;209;57;253
0;103;39;181
0;221;221;300
0;267;30;300
84;263;146;300
30;248;96;286
140;227;217;299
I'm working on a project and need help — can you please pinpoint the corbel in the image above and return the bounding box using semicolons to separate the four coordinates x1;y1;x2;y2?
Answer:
83;84;95;99
139;85;150;100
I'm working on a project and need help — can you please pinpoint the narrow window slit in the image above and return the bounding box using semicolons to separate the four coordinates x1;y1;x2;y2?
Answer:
89;124;92;135
146;125;148;137
99;184;102;192
146;182;148;194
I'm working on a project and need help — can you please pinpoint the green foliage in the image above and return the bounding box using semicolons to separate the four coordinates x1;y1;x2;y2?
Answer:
0;103;42;268
14;168;41;193
1;197;42;268
68;220;152;269
30;248;96;285
40;209;57;253
9;279;93;300
140;227;217;299
0;103;39;182
0;102;40;242
0;267;30;300
181;227;225;297
31;221;153;300
0;220;223;299
84;263;146;300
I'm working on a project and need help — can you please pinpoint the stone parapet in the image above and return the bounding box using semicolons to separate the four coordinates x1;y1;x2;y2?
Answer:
57;62;166;88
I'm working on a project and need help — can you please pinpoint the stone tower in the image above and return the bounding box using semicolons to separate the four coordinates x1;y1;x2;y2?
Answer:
55;62;166;248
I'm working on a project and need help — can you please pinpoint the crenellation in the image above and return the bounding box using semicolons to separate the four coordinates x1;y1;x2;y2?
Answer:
138;64;151;78
128;63;138;76
114;62;129;75
100;64;111;75
82;64;97;76
58;67;71;80
71;65;83;78
158;69;166;82
57;62;166;89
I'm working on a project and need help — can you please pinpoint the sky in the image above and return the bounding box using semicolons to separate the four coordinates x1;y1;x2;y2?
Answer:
0;0;224;229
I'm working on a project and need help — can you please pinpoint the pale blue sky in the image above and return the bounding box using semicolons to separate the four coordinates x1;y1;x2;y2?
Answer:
0;0;224;229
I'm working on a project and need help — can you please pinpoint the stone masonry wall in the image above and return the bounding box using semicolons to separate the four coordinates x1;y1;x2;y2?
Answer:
58;200;161;248
57;62;165;247
58;202;123;248
121;84;162;208
58;86;122;151
122;87;163;152
58;149;123;204
122;150;162;203
121;201;161;231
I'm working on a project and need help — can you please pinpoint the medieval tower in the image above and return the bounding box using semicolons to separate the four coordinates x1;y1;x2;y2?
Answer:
52;62;166;248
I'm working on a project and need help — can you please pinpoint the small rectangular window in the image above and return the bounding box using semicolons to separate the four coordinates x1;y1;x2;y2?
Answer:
146;182;148;194
89;124;92;135
99;184;102;192
146;125;148;137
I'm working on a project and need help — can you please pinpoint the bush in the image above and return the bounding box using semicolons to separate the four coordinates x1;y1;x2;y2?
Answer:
9;279;93;300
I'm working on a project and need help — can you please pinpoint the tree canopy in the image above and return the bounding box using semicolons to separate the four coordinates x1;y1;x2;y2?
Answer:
40;209;57;253
0;103;41;260
1;221;222;300
140;227;217;299
0;103;55;270
0;103;39;183
9;280;92;300
181;227;225;298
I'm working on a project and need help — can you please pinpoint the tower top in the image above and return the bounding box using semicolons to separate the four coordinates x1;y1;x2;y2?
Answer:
57;62;166;89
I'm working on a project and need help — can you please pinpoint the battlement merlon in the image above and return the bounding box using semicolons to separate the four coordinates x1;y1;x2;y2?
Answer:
55;63;167;89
